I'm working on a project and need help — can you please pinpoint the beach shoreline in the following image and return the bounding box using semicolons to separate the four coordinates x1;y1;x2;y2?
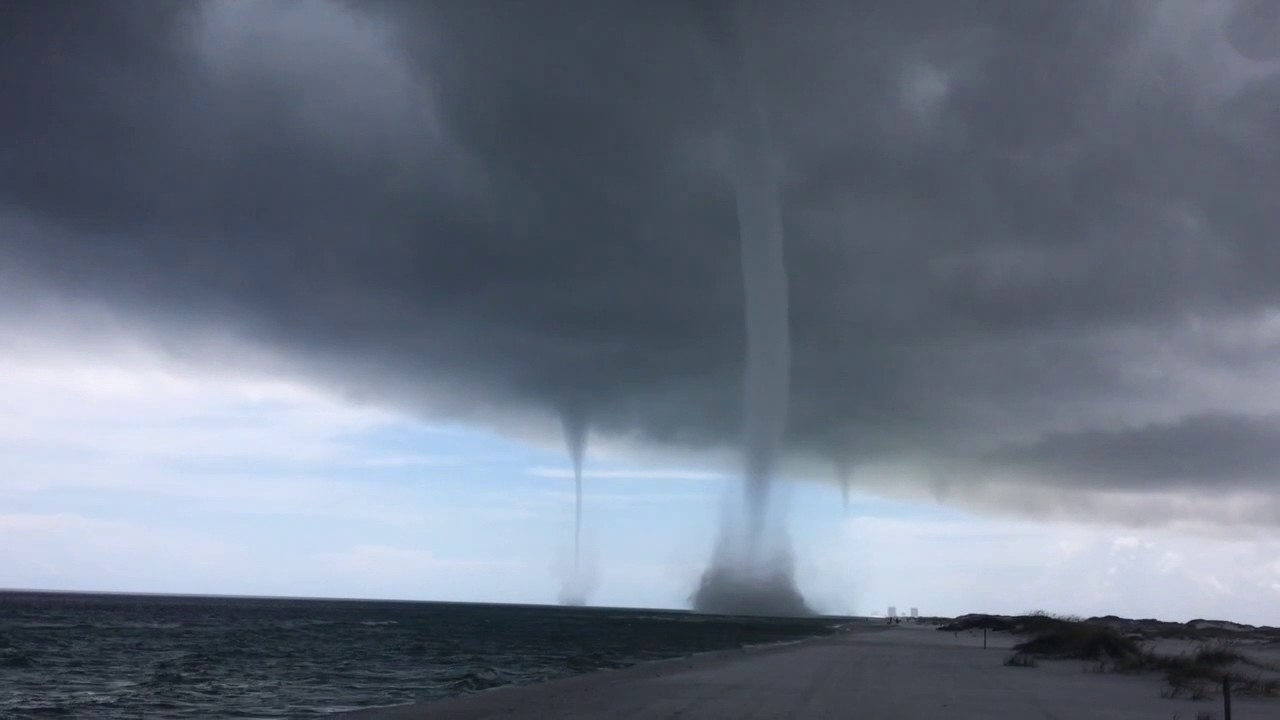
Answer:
339;622;1280;719
337;623;885;719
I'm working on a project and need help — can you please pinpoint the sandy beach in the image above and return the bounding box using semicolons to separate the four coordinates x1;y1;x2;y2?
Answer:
341;622;1277;719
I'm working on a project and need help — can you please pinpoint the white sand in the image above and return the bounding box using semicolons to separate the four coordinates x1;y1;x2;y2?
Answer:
341;623;1277;719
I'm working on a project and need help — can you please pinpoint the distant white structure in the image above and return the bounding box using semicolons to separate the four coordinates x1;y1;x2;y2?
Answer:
887;606;897;618
910;607;919;618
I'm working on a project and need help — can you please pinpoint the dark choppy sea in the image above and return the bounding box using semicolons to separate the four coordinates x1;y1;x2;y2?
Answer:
0;591;842;718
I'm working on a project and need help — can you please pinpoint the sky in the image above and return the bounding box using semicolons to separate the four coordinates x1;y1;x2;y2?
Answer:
2;0;1280;624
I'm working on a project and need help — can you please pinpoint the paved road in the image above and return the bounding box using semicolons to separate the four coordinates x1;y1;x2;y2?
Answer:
343;624;1273;719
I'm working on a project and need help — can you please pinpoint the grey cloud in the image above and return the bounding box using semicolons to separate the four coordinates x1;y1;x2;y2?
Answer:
3;0;1280;524
992;413;1280;491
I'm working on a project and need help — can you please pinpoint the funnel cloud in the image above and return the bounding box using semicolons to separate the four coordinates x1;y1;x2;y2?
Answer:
559;407;590;605
692;1;809;616
837;463;851;515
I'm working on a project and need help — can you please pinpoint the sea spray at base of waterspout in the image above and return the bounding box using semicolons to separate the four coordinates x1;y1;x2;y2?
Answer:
694;518;809;616
693;565;809;617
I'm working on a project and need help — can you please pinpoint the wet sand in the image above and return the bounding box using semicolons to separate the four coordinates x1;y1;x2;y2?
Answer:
341;623;1275;719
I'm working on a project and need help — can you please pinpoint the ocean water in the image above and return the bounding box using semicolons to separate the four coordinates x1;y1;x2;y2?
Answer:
0;591;842;718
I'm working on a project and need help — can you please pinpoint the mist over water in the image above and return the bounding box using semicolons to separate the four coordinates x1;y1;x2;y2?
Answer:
559;408;591;606
693;2;809;617
694;499;809;616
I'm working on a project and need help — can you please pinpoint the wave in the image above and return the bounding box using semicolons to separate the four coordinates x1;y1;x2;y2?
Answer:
144;670;188;687
5;593;839;718
446;667;506;693
1;649;36;668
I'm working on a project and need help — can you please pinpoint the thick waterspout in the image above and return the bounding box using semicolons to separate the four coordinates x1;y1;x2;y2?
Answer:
692;1;809;617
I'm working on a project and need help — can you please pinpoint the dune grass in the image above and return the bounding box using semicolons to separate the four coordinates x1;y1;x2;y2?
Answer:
1015;621;1140;660
1192;641;1246;667
1003;653;1038;668
939;612;1140;660
949;614;1280;700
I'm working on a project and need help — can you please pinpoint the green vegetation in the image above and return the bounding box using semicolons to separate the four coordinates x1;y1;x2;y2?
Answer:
1192;641;1245;667
1015;621;1140;660
937;614;1014;633
939;612;1139;660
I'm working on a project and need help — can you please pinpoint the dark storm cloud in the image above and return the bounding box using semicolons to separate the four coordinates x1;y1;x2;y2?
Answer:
3;0;1280;523
993;413;1280;491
